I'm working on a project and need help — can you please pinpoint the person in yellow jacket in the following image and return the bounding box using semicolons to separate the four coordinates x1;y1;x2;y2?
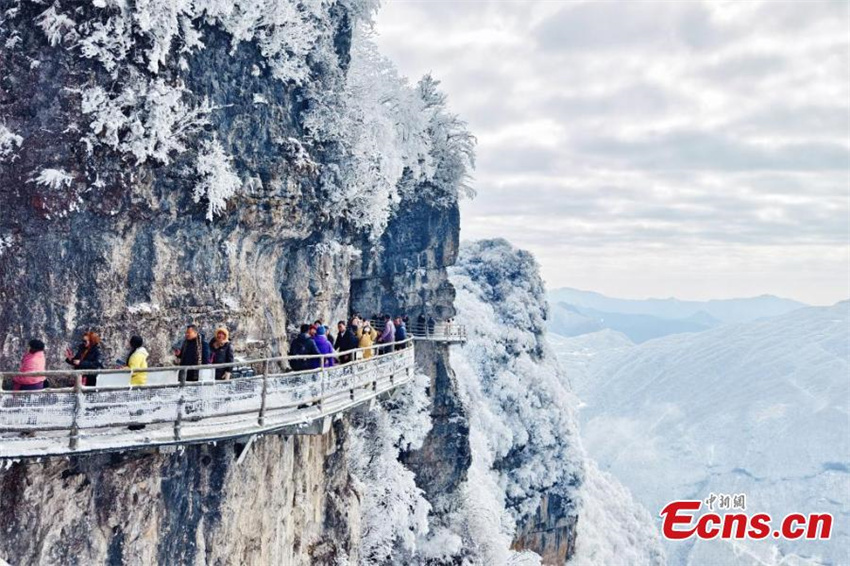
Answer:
358;323;377;359
123;335;149;386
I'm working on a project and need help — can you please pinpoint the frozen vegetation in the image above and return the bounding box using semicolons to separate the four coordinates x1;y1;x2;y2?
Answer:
446;239;665;564
3;0;474;227
347;371;433;563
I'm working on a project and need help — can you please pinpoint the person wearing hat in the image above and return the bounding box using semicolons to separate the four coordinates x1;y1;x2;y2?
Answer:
289;324;321;371
313;325;335;367
209;326;234;380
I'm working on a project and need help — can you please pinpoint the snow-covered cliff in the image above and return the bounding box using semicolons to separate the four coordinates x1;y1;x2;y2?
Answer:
443;239;665;564
0;0;477;563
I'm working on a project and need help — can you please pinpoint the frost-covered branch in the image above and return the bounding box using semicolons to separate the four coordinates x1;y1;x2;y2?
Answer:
32;168;74;190
0;124;23;161
194;137;242;220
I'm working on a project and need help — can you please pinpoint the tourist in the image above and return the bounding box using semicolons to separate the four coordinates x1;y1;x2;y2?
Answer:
290;323;320;371
334;321;347;350
123;335;149;386
427;315;436;336
378;314;395;354
359;322;377;359
13;339;46;391
336;320;359;364
313;326;335;367
209;326;234;380
65;331;104;386
417;313;427;336
394;316;407;349
176;324;210;382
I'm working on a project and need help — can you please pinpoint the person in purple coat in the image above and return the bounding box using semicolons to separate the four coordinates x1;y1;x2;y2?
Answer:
313;326;335;367
378;314;395;355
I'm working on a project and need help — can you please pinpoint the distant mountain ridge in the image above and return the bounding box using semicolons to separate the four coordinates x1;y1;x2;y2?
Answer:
548;288;808;323
547;288;809;343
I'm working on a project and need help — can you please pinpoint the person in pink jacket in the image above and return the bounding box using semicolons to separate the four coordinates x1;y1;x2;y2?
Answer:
13;339;46;391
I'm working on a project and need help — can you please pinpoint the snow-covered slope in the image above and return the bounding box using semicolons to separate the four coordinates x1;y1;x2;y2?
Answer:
449;239;665;564
554;302;850;565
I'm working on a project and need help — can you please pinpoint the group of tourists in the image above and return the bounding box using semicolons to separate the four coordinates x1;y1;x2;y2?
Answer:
288;314;408;371
6;324;234;391
6;313;413;391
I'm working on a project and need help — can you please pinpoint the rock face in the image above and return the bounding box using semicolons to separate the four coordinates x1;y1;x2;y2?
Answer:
0;422;359;565
0;3;356;368
512;494;578;564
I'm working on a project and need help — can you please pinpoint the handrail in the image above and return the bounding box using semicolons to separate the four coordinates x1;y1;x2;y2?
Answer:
367;320;467;343
0;337;413;382
0;339;416;459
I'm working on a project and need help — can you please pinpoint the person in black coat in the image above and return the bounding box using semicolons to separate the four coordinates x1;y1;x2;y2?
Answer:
335;320;359;364
209;326;235;380
175;324;211;382
289;324;320;371
65;331;105;386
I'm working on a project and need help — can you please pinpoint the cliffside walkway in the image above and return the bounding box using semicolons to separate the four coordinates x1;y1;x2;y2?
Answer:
371;320;467;344
0;340;415;459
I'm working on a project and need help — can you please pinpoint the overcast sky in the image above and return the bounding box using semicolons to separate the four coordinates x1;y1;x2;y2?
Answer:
375;0;850;305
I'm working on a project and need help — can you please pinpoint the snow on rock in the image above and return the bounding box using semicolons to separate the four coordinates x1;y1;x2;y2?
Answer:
0;234;12;257
0;123;23;161
7;0;474;234
81;80;213;165
571;459;667;566
450;238;584;520
35;5;77;47
303;33;475;236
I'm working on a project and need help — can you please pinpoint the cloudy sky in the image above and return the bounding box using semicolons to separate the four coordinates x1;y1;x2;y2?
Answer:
375;0;849;305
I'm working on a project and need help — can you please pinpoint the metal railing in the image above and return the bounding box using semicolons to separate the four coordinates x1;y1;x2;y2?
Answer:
367;320;467;343
0;339;415;459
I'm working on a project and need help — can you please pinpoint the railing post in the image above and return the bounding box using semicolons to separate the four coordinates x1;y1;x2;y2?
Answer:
319;356;326;413
174;369;186;441
259;360;268;427
69;374;83;450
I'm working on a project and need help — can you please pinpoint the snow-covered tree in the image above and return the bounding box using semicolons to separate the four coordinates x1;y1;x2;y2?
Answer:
81;78;213;164
347;371;433;561
12;0;475;232
194;137;242;220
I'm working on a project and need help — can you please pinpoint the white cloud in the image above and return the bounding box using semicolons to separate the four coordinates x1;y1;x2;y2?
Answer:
375;0;850;305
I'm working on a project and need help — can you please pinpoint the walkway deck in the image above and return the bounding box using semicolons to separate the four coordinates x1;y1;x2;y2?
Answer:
0;340;415;459
370;320;467;344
